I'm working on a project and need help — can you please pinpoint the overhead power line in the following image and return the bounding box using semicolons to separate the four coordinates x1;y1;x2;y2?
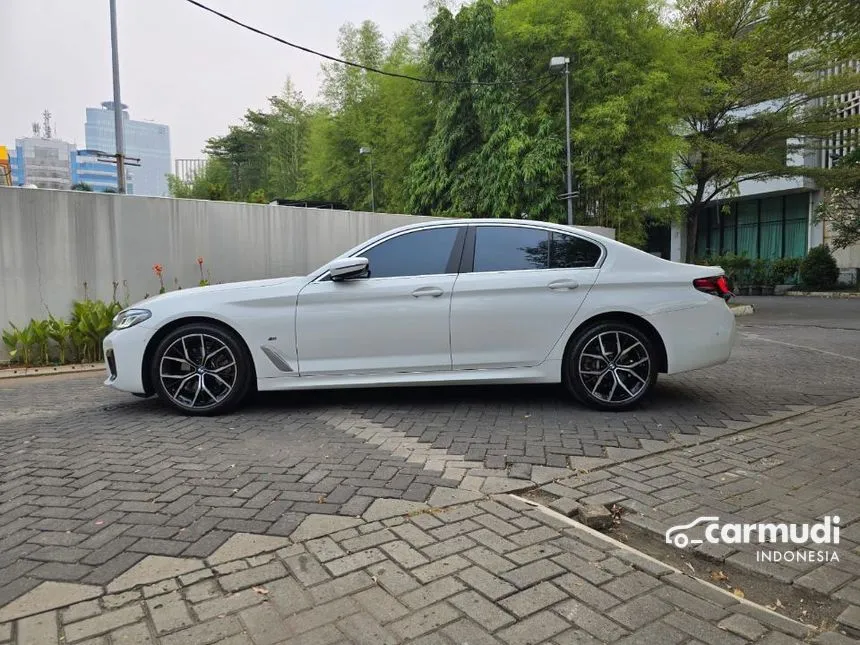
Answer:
183;0;547;87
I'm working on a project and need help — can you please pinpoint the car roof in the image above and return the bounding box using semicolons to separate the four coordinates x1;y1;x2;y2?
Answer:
378;217;615;243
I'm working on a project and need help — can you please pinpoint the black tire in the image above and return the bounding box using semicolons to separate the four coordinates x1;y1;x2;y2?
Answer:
563;321;658;411
150;322;253;416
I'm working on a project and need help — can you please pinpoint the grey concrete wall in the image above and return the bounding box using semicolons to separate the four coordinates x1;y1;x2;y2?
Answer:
0;188;615;359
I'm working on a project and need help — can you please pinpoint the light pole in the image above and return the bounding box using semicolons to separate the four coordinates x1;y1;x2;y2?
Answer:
109;0;127;194
359;146;375;212
549;56;574;226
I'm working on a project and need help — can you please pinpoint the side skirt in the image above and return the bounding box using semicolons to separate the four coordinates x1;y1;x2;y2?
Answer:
255;360;562;392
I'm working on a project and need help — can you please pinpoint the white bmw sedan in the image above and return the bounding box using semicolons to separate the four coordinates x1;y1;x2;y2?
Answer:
103;219;736;416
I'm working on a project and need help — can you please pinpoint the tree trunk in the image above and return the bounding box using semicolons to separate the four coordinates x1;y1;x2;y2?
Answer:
685;204;700;263
685;179;708;263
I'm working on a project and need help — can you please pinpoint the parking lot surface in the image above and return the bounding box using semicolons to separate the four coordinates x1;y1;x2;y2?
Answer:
1;296;859;642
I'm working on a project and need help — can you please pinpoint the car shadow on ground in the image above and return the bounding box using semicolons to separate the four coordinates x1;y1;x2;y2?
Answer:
104;379;708;418
243;379;702;415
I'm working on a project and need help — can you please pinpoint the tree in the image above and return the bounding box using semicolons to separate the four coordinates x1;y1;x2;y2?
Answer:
300;21;434;212
203;78;311;203
495;0;687;244
816;148;860;250
407;0;564;222
166;159;233;201
71;182;93;191
672;0;860;260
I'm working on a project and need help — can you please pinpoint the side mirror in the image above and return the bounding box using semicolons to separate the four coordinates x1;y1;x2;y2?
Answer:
329;257;369;281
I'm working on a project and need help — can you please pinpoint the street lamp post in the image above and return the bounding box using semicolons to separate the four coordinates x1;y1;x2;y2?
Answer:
549;56;574;226
359;147;375;212
109;0;127;194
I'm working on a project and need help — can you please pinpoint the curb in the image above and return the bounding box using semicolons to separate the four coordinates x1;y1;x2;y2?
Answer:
0;364;103;380
785;291;860;299
507;493;830;637
730;304;755;316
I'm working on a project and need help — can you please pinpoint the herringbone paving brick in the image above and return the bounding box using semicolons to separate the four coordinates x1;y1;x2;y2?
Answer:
538;397;860;638
0;494;843;644
1;314;859;631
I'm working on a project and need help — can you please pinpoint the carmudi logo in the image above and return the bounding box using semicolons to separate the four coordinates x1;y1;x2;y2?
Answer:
665;515;841;563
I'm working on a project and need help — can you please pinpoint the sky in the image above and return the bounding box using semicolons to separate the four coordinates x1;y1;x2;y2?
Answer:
1;0;466;161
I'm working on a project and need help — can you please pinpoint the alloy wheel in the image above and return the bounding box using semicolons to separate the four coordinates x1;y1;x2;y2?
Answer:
577;330;651;405
158;333;238;411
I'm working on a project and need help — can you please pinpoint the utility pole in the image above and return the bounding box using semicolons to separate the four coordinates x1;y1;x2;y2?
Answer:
549;56;575;226
109;0;127;194
563;59;573;226
359;147;375;212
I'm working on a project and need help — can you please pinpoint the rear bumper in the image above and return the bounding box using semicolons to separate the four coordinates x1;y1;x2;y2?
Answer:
102;324;155;394
646;298;736;374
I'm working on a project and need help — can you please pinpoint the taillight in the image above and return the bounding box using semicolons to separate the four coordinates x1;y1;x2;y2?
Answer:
694;275;733;300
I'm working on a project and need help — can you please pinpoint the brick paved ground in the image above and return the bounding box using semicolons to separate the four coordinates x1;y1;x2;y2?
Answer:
1;297;859;642
2;494;853;645
537;396;860;637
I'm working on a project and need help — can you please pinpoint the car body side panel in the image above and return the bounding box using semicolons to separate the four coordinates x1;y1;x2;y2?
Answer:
103;277;308;388
544;244;736;373
450;267;600;369
646;297;736;374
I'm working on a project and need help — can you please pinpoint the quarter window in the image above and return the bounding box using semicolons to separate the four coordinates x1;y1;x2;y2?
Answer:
360;227;461;278
473;226;549;272
549;232;602;268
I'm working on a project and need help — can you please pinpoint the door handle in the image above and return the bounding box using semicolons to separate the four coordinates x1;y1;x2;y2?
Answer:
412;286;444;298
548;279;579;290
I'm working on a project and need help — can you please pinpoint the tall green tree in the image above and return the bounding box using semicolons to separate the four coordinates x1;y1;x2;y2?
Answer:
299;21;434;212
166;158;233;201
202;79;311;203
494;0;686;243
407;0;564;222
672;0;860;260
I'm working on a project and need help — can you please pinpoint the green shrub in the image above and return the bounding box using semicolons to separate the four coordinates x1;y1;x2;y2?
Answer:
747;258;771;286
771;257;802;285
799;245;839;290
3;298;122;367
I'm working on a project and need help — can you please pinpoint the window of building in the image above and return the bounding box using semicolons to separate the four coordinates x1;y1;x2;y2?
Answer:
695;193;809;260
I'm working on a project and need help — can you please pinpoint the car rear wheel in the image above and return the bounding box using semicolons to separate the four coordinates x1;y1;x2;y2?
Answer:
150;322;252;416
564;321;657;411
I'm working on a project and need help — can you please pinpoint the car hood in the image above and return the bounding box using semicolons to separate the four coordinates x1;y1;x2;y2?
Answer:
130;276;308;309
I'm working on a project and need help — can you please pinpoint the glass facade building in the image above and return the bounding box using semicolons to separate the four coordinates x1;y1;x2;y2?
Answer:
7;138;121;192
9;138;76;189
694;192;810;259
85;102;171;196
72;152;124;193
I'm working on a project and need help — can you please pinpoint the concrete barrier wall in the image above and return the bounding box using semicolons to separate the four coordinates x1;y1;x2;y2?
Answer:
0;187;615;358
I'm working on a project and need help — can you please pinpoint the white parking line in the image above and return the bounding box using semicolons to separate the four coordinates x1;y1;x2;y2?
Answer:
740;332;860;363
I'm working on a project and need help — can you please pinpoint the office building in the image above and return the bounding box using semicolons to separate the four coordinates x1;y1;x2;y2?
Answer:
85;102;171;196
73;151;124;193
174;158;207;186
7;135;120;193
9;136;75;190
668;60;859;279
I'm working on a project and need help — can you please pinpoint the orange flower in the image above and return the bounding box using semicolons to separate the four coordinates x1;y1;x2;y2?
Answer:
152;264;163;276
197;256;204;265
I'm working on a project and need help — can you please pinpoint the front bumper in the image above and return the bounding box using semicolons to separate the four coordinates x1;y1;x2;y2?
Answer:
103;324;157;394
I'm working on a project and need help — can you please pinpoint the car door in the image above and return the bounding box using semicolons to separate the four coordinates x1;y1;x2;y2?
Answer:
450;224;604;369
294;225;467;376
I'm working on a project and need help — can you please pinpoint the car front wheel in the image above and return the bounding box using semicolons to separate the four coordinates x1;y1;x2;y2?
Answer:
150;322;252;416
564;321;657;411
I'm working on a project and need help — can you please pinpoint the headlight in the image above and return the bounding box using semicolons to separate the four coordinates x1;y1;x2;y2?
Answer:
112;309;152;330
